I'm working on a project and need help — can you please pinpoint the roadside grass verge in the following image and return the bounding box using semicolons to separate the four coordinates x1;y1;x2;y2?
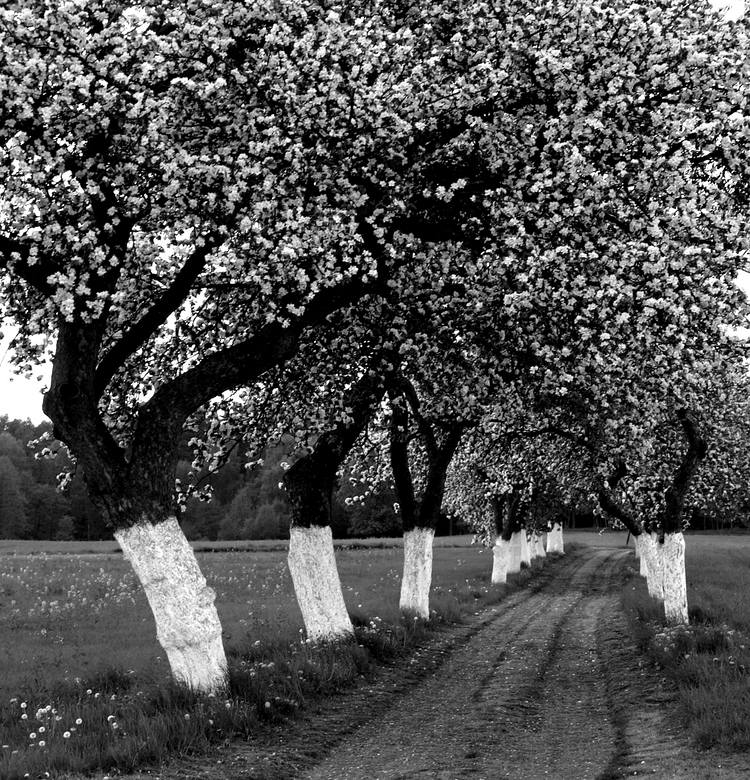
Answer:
621;534;750;753
0;542;567;778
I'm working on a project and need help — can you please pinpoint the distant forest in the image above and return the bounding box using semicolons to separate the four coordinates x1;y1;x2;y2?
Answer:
0;416;467;541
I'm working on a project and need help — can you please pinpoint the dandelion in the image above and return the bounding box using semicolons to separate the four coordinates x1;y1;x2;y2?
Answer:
75;718;82;725
29;733;36;739
21;714;28;720
63;731;71;739
86;689;92;695
20;702;27;709
38;726;45;733
107;715;115;722
38;741;45;747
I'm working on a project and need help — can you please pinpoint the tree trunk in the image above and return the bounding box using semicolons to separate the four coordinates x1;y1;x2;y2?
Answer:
491;537;511;584
508;531;523;574
644;532;665;601
662;532;689;625
400;527;435;618
284;369;387;640
546;522;564;554
533;533;546;559
520;530;531;567
115;516;227;693
636;535;648;577
287;525;353;640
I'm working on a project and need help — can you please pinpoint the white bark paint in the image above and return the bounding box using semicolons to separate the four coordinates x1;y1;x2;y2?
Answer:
491;538;511;584
115;516;227;693
400;527;435;619
633;535;640;559
288;525;354;641
546;523;565;554
507;531;523;574
534;534;547;559
643;533;665;602
636;536;648;578
520;531;531;567
662;532;689;625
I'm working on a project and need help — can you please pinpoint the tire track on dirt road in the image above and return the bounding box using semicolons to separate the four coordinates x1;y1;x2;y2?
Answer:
121;545;750;779
302;549;619;780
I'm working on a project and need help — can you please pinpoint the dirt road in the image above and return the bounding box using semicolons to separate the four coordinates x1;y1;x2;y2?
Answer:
128;543;750;779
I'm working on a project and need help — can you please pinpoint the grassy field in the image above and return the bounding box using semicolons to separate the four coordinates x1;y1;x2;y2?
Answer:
619;531;750;753
0;534;475;557
3;529;749;776
0;536;533;778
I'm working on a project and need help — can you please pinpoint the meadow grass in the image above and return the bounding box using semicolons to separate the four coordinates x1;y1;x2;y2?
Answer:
0;539;547;778
619;532;750;753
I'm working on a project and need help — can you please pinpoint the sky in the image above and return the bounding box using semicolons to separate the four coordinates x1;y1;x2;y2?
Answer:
0;0;746;425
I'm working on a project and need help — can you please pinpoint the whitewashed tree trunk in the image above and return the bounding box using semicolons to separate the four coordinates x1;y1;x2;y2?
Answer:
534;533;546;559
636;536;648;577
115;516;227;693
633;535;640;559
400;527;435;618
546;523;564;554
520;531;531;567
643;532;665;601
288;525;354;641
662;532;689;625
507;531;523;574
491;538;511;584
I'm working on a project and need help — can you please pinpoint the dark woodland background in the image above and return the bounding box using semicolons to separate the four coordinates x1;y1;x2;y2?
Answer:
0;415;471;541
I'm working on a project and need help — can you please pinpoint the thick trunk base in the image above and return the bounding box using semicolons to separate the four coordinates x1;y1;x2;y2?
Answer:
644;533;665;601
636;536;648;577
400;527;435;619
288;525;354;641
520;531;531;567
533;534;546;559
115;516;227;694
662;532;689;625
507;531;523;574
491;538;511;584
546;523;564;554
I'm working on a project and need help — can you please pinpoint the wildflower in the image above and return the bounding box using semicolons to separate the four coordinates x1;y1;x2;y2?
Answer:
75;718;82;725
20;702;27;709
111;722;119;730
38;741;45;747
264;701;271;709
184;713;190;720
86;689;92;695
107;715;115;722
38;726;45;733
21;714;28;720
63;731;71;739
29;733;36;739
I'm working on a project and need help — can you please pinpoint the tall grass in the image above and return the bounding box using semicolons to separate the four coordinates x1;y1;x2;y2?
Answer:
620;533;750;752
0;542;557;777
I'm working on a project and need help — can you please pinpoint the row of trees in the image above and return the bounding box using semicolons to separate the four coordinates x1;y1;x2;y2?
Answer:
2;0;749;694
